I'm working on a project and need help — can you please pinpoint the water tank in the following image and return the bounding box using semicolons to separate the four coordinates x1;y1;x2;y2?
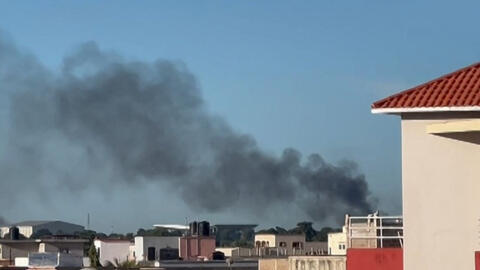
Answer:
189;221;198;236
198;221;210;236
10;226;20;240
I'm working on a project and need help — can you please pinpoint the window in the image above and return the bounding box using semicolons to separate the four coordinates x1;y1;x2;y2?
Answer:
147;247;156;261
292;242;303;248
279;242;287;247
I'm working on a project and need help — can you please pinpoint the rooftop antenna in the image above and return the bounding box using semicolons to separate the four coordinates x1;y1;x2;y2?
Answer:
87;213;90;230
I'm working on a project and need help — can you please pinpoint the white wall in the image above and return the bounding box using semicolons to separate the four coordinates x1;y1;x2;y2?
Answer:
328;232;346;255
94;240;131;266
134;236;180;262
401;112;480;270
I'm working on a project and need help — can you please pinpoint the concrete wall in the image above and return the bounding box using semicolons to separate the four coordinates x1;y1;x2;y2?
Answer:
0;228;8;238
289;256;346;270
0;243;37;260
94;240;131;266
401;112;480;270
255;234;277;248
39;242;84;256
346;248;402;270
179;236;216;260
303;242;327;255
17;227;33;238
215;247;252;257
134;236;180;262
255;234;305;255
328;232;346;255
258;258;289;270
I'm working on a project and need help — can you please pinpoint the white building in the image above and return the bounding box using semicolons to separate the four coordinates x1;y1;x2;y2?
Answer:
93;239;132;266
0;238;88;263
328;228;347;255
134;236;179;262
372;62;480;269
0;221;84;238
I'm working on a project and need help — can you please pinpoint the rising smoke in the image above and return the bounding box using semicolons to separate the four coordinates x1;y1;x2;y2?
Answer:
0;36;376;223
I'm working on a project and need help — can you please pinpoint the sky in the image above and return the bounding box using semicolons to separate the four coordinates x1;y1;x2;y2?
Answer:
0;0;479;233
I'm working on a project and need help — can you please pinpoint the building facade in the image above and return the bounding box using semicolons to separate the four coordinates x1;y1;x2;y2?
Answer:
94;239;132;266
255;234;305;255
328;230;347;256
0;238;87;264
134;236;179;262
372;62;480;270
179;235;216;260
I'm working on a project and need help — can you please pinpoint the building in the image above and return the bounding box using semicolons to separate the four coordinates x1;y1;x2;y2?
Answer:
371;62;480;269
255;233;305;256
93;239;132;266
0;220;84;238
0;238;88;266
258;256;346;270
179;235;216;260
134;235;179;262
328;229;347;255
214;247;253;257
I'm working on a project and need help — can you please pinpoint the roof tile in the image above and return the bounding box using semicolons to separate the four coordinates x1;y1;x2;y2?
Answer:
372;62;480;110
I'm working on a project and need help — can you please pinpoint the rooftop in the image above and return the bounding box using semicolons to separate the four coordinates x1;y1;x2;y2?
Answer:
0;239;88;244
372;62;480;113
213;224;258;228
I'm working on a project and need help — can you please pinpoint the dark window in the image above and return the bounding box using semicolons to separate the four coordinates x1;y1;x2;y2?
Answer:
147;247;156;261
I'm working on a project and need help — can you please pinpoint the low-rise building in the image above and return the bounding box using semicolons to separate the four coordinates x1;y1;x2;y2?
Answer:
328;229;347;255
134;236;179;262
179;235;216;260
258;256;346;270
255;234;305;255
214;247;253;257
94;239;132;266
0;238;88;266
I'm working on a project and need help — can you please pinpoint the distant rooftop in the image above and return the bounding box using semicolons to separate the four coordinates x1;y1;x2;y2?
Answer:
13;220;58;226
214;224;258;228
1;220;84;228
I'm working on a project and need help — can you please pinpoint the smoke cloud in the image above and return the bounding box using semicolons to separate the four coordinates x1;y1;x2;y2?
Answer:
0;36;376;223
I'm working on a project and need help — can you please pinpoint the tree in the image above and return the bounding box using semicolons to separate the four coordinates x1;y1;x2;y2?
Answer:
289;222;317;241
88;243;101;267
315;227;341;241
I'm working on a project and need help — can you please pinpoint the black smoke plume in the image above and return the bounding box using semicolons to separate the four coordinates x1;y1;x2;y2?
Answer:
0;36;375;223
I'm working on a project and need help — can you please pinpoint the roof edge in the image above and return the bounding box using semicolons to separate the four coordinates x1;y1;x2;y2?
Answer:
372;106;480;114
371;62;480;109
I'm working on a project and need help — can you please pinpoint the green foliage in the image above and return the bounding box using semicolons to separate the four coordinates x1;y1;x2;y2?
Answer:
104;258;139;269
315;227;342;241
256;222;342;242
88;243;101;268
289;222;316;241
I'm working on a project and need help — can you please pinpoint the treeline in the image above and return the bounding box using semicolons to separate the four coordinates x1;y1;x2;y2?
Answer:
256;222;341;242
1;227;181;241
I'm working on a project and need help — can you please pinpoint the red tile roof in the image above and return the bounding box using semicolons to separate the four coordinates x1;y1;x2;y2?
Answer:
372;62;480;113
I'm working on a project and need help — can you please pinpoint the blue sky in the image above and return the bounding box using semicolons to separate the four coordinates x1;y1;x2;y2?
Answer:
0;0;479;232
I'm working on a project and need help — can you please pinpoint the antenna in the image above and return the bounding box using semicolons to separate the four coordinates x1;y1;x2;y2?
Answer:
87;213;90;230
